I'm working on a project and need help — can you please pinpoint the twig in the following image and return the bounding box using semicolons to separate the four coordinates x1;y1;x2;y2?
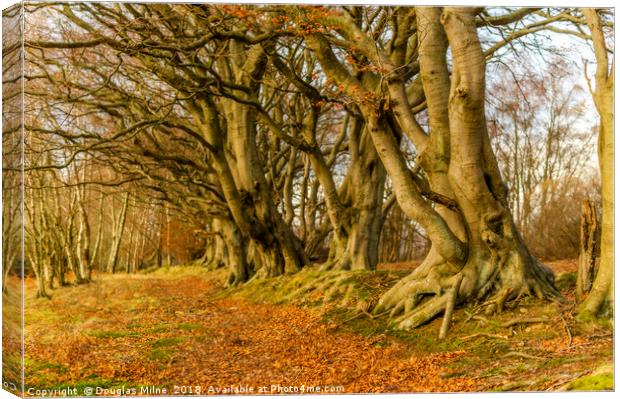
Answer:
362;309;390;320
559;312;573;347
590;332;613;339
473;315;490;324
502;316;549;328
463;310;476;323
461;332;509;341
496;287;512;313
502;351;545;360
340;308;390;325
545;371;590;391
342;310;364;324
467;300;495;320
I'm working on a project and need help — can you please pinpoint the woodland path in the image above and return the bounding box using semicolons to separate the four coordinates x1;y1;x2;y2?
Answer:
22;271;473;394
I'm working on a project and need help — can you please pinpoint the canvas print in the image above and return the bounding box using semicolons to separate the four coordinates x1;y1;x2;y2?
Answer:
1;1;614;396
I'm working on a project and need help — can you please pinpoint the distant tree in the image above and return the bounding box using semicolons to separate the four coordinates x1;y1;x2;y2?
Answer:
487;57;597;260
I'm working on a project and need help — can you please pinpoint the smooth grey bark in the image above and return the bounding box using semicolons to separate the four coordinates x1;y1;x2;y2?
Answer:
107;192;130;274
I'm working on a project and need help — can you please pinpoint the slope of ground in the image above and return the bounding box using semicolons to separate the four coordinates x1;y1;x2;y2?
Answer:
12;263;614;395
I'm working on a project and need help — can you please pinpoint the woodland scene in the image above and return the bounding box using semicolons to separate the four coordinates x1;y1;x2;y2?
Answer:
1;2;614;395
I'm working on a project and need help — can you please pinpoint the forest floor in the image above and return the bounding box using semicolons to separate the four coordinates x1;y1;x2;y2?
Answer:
3;259;614;395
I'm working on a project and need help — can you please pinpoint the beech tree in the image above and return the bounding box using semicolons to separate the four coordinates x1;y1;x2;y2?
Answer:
579;8;613;317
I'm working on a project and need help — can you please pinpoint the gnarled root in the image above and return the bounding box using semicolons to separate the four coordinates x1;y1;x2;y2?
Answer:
373;253;461;318
319;257;351;272
382;270;468;331
226;271;245;287
282;270;361;306
373;247;560;332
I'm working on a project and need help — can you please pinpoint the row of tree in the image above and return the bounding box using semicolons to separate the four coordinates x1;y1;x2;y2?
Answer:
2;5;613;328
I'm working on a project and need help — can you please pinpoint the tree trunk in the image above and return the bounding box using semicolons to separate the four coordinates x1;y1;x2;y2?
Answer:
224;98;304;278
34;262;50;299
579;8;613;318
342;123;387;271
220;218;248;286
197;82;306;281
577;198;598;299
205;219;227;270
107;192;129;273
309;113;387;272
90;195;104;278
165;204;171;266
75;186;91;283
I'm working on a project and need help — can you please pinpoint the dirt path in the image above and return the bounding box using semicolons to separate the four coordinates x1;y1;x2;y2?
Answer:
23;272;474;395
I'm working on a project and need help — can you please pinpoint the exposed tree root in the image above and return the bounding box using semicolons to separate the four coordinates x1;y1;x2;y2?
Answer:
373;256;465;331
439;273;463;339
226;272;245;288
319;256;351;272
373;239;561;333
503;351;545;361
460;332;508;340
501;317;550;328
280;269;365;307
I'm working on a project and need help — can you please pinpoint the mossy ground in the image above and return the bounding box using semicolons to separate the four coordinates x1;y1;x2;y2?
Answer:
564;365;613;391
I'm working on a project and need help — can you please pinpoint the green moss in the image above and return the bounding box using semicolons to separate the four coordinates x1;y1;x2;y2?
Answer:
178;323;205;331
441;371;467;379
514;363;528;373
149;348;175;362
24;357;68;374
555;272;577;291
25;308;62;324
566;373;613;391
146;265;221;280
321;306;464;354
148;324;173;333
448;358;472;369
575;312;613;329
480;367;505;378
222;268;403;308
564;364;613;391
152;337;184;348
539;356;575;369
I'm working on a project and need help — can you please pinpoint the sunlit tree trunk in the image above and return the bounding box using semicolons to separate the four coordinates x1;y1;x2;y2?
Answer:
107;192;129;274
90;195;104;279
579;8;614;318
75;179;91;283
